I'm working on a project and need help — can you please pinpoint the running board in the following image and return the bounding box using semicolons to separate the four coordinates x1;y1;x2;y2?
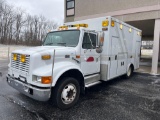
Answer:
85;81;101;88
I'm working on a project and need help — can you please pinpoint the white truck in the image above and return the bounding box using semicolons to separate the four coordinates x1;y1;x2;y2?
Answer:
6;16;142;109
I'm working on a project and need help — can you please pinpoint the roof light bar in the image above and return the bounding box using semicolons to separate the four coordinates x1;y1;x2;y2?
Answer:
59;24;88;29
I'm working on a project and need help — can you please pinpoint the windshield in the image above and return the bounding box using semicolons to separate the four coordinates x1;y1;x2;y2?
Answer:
43;30;80;47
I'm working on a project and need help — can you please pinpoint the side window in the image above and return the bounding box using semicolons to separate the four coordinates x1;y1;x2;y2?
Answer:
82;33;96;49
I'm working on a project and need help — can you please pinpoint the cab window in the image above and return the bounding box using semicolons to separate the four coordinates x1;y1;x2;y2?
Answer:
82;33;96;49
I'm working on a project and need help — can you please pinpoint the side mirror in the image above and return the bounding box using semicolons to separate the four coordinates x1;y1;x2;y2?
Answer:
97;31;104;47
96;31;104;53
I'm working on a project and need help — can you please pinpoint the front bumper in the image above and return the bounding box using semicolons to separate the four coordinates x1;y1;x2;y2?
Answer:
6;75;51;101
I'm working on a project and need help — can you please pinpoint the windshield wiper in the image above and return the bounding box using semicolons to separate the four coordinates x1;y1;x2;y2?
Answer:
57;42;66;46
45;43;53;45
67;45;76;47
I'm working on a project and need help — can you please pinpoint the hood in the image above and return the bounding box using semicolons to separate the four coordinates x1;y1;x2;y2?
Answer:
12;46;75;55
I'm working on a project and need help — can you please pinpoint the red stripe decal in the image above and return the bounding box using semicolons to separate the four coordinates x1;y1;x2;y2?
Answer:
87;57;94;62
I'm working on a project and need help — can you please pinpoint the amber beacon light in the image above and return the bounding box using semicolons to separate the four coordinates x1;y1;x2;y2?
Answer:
102;20;109;27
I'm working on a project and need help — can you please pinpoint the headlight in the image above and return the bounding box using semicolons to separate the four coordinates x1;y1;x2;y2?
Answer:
13;54;17;61
21;55;26;63
33;76;52;84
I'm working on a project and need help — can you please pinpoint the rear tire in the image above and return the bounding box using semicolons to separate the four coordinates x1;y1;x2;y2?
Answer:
125;65;133;78
51;77;80;110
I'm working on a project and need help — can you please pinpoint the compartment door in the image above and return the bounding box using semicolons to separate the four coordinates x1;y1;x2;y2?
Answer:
109;37;119;79
135;41;141;69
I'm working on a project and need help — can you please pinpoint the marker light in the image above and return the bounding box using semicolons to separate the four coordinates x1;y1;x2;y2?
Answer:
13;54;17;61
140;32;142;36
120;24;123;29
41;76;52;84
21;55;26;63
111;20;115;27
137;32;142;36
76;55;80;58
59;26;68;29
102;20;109;27
74;24;88;28
42;55;51;60
129;28;132;33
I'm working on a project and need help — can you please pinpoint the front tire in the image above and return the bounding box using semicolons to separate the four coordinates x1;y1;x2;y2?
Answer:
51;77;80;110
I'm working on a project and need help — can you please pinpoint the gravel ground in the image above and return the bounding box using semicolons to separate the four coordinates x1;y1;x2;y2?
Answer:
0;59;160;120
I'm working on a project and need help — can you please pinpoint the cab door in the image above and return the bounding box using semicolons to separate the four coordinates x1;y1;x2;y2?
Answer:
81;32;100;76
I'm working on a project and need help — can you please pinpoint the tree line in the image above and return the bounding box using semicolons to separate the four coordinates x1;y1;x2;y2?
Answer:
0;0;58;46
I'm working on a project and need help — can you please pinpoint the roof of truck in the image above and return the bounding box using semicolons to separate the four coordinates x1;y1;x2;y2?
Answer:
65;16;141;32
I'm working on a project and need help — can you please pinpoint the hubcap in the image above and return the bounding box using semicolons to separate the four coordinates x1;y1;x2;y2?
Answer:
127;67;131;76
61;84;77;104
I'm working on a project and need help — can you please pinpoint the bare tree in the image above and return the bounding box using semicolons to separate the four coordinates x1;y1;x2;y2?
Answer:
0;1;14;44
14;8;26;44
0;0;58;46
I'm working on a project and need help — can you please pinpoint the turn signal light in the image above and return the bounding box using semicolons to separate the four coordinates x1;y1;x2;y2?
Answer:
13;54;17;61
41;76;52;84
42;55;51;60
21;55;26;63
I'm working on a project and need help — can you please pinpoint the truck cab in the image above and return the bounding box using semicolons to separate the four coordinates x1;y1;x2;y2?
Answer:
6;16;142;110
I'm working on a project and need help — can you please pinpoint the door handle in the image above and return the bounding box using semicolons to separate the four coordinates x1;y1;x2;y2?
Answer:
96;58;98;62
115;55;117;60
121;62;124;66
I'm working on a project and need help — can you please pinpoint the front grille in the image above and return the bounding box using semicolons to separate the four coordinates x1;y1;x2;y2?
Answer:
11;54;30;73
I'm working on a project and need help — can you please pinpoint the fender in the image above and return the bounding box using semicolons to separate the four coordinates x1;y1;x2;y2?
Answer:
127;62;134;72
32;61;83;86
52;61;83;87
32;64;52;77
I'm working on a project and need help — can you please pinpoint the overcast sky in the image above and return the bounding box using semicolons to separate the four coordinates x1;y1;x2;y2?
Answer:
6;0;64;24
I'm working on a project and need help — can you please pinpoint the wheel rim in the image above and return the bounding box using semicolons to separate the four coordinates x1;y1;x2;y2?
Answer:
127;67;131;77
61;83;77;104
